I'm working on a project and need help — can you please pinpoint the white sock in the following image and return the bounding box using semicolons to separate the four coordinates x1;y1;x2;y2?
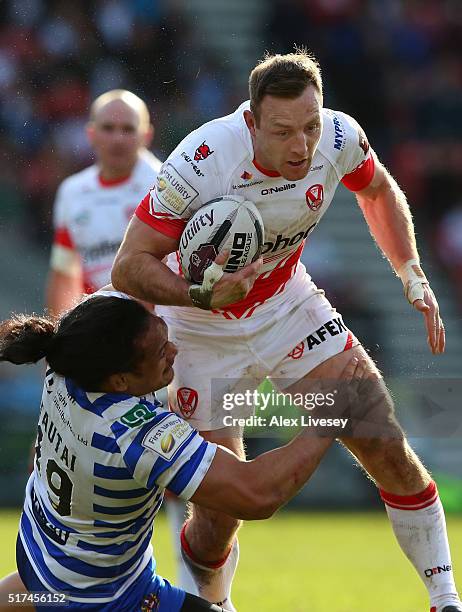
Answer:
165;496;198;595
180;523;239;611
380;481;460;610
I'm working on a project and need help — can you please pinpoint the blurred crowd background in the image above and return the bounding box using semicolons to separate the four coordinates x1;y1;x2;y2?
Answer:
0;0;461;508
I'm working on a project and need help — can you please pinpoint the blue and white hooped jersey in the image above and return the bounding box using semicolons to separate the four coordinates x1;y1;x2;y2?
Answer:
19;369;216;604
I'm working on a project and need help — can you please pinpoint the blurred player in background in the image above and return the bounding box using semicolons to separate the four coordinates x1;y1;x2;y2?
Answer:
44;87;194;592
46;88;160;314
113;50;460;612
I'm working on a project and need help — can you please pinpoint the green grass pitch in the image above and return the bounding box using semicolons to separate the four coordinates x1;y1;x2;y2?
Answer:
1;509;461;611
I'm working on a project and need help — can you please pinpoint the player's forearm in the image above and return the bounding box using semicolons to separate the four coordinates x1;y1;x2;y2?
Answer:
244;434;333;518
358;173;419;273
111;252;193;306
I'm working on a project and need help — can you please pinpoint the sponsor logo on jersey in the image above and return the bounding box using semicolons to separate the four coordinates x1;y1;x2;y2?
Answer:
241;170;253;180
333;115;345;151
120;403;157;428
261;183;296;196
309;164;324;172
81;240;120;262
180;152;205;177
305;184;324;211
142;413;191;460
262;222;317;255
177;387;198;419
424;565;452;578
231;179;264;189
287;342;305;360
304;318;347;351
155;163;199;215
194;141;214;161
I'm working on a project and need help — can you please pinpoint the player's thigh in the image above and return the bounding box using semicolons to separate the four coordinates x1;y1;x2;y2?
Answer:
166;326;263;432
283;344;403;440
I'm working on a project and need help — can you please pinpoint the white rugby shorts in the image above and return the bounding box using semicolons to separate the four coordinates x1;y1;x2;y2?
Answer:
157;265;358;431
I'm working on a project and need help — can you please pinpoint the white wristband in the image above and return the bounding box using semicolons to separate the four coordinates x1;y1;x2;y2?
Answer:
397;259;428;304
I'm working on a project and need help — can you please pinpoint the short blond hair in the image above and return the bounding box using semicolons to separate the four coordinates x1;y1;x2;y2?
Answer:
249;50;322;124
89;89;151;131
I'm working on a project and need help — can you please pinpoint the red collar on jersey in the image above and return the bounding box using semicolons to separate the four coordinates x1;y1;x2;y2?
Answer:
252;157;281;178
98;173;131;187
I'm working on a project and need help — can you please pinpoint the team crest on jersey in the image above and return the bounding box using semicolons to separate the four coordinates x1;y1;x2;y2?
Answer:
305;184;324;211
194;141;214;161
140;592;160;611
177;387;198;418
241;170;252;180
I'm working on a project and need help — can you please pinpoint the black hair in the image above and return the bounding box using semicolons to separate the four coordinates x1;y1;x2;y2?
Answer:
0;297;153;391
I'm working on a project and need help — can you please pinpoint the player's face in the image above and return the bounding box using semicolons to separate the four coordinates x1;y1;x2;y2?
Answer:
125;317;177;396
87;100;149;178
249;85;323;181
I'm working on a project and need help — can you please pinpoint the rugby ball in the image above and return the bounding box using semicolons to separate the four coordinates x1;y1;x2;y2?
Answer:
179;195;264;283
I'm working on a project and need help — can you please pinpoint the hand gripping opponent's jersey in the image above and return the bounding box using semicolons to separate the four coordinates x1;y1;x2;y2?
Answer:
19;369;216;605
51;149;161;293
136;102;375;319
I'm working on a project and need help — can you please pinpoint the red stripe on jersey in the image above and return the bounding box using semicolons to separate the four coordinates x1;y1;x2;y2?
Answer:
135;194;186;240
341;154;375;192
252;157;281;177
380;481;438;511
98;173;131;187
54;227;74;249
217;243;304;319
343;331;353;351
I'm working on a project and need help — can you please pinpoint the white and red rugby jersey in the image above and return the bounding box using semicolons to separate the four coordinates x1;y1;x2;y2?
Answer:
136;103;374;319
51;149;161;293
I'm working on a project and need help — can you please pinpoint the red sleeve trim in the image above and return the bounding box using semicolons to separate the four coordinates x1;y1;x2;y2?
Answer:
54;227;74;249
341;154;375;192
135;197;186;240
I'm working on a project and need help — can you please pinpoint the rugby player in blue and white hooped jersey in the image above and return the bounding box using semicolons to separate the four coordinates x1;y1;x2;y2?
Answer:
0;292;341;611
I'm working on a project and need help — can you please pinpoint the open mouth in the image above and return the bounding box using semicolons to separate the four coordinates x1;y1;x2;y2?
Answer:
288;159;307;167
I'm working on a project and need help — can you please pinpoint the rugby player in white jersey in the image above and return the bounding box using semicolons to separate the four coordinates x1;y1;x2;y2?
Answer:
0;292;348;611
112;51;460;612
46;89;161;315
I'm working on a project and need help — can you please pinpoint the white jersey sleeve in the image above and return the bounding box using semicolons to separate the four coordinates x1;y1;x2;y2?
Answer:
135;120;247;240
322;109;375;192
112;401;217;501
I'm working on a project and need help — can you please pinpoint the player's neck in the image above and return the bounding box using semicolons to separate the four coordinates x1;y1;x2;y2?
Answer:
98;167;133;186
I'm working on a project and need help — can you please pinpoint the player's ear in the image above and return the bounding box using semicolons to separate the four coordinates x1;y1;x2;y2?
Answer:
86;122;95;146
243;110;256;137
106;372;130;393
143;124;154;148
